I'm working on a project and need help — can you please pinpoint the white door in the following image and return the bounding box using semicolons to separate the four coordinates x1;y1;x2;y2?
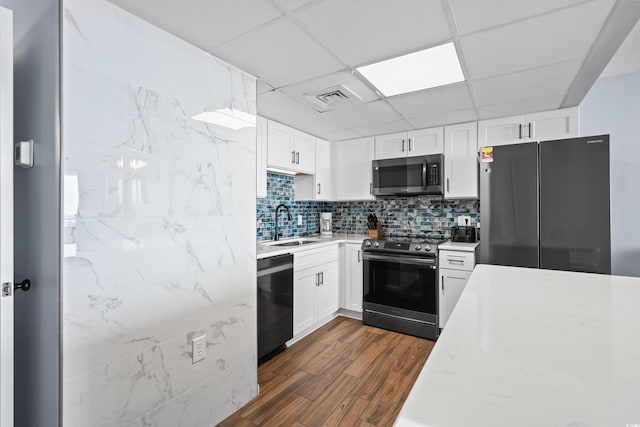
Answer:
293;130;316;174
316;261;339;320
293;267;318;335
314;138;334;200
0;7;13;426
408;127;444;156
439;270;471;329
266;120;295;170
444;122;478;199
336;137;375;200
344;244;363;312
477;114;525;148
374;132;407;159
527;107;579;142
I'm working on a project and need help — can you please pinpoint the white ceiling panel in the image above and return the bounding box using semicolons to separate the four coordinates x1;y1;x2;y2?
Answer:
407;109;478;129
387;83;474;118
282;112;350;139
257;90;318;123
461;0;616;80
320;100;401;128
108;0;282;51
321;128;364;141
211;19;344;88
280;70;380;110
449;0;586;36
350;119;415;138
294;0;452;67
471;60;582;107
272;0;319;13
257;81;274;95
478;96;563;119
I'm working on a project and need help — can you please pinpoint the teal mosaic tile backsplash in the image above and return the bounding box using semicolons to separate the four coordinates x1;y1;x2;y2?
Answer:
257;173;480;241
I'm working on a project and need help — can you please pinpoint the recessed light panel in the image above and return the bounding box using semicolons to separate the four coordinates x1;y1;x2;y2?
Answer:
357;42;465;97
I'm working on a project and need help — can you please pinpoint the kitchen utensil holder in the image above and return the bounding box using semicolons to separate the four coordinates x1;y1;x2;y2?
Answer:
368;224;383;239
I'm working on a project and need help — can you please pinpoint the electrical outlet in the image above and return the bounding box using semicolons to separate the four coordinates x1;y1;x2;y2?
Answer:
191;334;206;364
298;214;303;225
457;215;471;226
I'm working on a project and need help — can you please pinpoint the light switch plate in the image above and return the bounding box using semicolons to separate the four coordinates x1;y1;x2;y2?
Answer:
298;214;303;225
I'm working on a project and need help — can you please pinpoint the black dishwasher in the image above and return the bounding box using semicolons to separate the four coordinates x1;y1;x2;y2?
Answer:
257;254;293;363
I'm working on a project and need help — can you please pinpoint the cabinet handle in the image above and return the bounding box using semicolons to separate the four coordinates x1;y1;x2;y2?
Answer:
408;138;412;151
446;178;450;193
402;139;405;152
291;150;296;163
317;183;321;194
316;273;319;286
296;151;300;164
370;182;373;194
448;259;465;265
441;276;444;293
528;122;533;139
358;250;361;263
320;271;324;285
518;123;522;139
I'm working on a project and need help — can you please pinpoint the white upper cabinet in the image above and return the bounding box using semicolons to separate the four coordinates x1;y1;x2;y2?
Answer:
444;122;478;200
374;127;443;159
267;119;316;174
295;138;335;201
256;116;267;198
478;107;579;148
336;137;375;201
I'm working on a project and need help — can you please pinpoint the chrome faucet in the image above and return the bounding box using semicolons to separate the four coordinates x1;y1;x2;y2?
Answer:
274;204;292;241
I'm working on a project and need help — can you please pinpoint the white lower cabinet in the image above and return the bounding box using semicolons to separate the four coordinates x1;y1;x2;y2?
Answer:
342;243;363;312
438;248;476;329
293;246;339;336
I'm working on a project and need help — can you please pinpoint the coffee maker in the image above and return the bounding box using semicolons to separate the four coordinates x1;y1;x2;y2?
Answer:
320;212;333;237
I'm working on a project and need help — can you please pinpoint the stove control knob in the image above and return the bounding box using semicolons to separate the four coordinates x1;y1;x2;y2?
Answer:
373;241;380;248
414;245;421;251
425;245;432;251
365;241;371;247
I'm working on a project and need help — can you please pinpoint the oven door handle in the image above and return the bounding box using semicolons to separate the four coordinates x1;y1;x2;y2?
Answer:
362;253;436;266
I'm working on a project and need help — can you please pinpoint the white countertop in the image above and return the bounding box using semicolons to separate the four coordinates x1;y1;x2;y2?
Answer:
257;234;367;259
396;264;640;427
438;241;479;252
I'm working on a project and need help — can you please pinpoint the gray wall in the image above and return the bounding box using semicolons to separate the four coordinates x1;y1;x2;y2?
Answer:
0;0;61;426
580;70;640;277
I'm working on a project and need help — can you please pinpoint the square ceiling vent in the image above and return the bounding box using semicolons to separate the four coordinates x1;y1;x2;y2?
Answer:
303;85;362;110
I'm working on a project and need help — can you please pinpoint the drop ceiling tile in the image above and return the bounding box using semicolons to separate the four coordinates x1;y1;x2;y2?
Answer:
471;60;582;107
320;100;401;128
407;109;478;129
294;0;452;66
285;112;346;135
449;0;586;36
460;0;616;80
272;0;318;13
212;19;344;88
258;90;318;123
387;83;474;118
257;81;274;95
478;96;563;120
108;0;282;51
322;128;364;141
350;119;414;138
280;70;379;111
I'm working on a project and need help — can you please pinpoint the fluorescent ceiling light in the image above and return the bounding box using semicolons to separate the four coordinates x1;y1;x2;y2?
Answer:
192;108;256;130
357;42;465;97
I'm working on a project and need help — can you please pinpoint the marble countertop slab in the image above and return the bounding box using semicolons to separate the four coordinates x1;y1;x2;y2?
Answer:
396;264;640;427
257;234;367;259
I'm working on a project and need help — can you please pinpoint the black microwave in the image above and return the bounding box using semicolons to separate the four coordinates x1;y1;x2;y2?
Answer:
372;154;444;196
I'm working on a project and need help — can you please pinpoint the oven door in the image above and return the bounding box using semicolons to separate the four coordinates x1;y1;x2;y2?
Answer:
362;252;438;325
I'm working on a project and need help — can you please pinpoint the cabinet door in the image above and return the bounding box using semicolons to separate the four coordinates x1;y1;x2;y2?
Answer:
477;115;525;148
294;130;316;174
374;132;407;159
316;261;339;320
336;137;375;200
256;116;267;198
444;122;478;199
314;138;335;200
343;244;363;312
527;107;579;142
294;268;318;335
408;127;444;156
267;120;295;170
439;269;472;329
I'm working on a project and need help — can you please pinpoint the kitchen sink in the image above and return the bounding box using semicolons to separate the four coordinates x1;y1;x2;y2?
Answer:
271;239;319;247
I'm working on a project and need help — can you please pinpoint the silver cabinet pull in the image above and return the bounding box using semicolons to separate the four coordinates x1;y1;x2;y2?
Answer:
408;137;412;151
315;272;319;286
446;178;450;193
518;123;522;139
370;182;373;194
402;139;405;152
357;250;361;262
291;150;296;163
448;259;465;264
528;122;533;139
441;276;444;293
317;183;321;194
295;151;300;164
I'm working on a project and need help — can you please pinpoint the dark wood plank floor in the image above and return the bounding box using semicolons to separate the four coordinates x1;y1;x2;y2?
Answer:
219;316;434;427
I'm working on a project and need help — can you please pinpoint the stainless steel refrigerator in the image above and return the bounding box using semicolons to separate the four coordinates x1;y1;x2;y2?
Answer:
479;135;611;274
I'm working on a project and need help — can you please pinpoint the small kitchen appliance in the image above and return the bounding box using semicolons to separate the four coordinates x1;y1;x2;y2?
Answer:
451;226;477;243
320;212;333;237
